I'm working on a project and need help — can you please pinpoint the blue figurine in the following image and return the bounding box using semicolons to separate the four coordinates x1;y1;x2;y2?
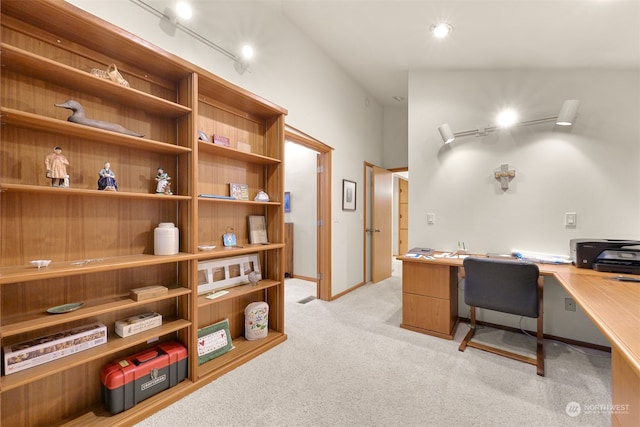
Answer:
98;162;118;191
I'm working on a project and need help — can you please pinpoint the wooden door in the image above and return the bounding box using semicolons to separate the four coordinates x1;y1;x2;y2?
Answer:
372;165;393;282
398;178;409;255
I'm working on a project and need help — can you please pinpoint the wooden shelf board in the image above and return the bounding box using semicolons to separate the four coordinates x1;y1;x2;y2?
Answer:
2;287;191;337
60;380;195;426
0;107;192;155
0;183;191;200
1;44;191;118
0;253;195;285
193;243;285;261
1;319;191;391
198;140;280;164
196;331;287;380
198;75;287;119
197;196;280;206
197;279;280;308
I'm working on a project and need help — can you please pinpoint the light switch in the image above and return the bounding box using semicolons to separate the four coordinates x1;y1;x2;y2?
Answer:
565;212;577;228
427;213;435;224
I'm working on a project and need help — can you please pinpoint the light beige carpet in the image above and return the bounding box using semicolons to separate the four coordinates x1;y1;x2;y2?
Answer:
135;276;611;427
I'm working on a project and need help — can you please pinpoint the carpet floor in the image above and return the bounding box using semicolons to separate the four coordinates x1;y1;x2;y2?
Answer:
135;272;611;427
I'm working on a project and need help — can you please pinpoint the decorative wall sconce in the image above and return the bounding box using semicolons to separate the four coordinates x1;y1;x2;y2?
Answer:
495;164;516;191
438;100;580;144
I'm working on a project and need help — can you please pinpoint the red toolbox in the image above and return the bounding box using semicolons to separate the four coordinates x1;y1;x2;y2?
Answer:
100;341;188;414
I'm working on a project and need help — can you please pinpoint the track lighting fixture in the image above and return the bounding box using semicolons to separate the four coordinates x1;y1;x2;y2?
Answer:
439;100;580;144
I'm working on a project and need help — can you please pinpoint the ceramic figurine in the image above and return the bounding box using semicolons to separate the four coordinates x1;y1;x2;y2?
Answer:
98;162;118;191
248;271;260;285
254;190;270;202
44;146;70;187
55;100;144;137
155;167;172;194
197;130;209;142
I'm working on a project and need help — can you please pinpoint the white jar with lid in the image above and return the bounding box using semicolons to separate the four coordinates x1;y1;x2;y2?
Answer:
154;222;179;255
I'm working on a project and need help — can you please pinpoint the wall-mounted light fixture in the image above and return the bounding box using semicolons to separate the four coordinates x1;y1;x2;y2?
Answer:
438;100;580;144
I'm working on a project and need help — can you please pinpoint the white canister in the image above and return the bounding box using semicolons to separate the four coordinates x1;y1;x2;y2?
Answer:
154;222;179;255
244;301;269;340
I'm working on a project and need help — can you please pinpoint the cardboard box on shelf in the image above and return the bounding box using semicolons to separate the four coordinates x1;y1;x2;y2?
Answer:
4;322;107;375
115;312;163;338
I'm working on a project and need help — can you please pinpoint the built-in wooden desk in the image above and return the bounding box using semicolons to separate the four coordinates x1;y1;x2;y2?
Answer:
398;255;640;426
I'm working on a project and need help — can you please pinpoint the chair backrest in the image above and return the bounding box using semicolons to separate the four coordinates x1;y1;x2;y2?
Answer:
463;257;540;318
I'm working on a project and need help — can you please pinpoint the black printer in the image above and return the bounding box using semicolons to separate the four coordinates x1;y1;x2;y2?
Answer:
571;239;640;269
593;249;640;274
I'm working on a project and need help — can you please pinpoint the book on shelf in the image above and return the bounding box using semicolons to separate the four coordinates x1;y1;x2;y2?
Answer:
229;183;249;200
213;134;230;147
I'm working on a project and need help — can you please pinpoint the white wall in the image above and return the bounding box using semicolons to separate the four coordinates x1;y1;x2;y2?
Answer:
68;0;384;296
383;106;408;169
408;68;640;345
284;142;317;279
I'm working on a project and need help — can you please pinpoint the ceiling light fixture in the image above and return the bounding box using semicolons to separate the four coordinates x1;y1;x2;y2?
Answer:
133;0;252;75
175;2;192;20
241;45;254;60
430;23;453;39
496;109;518;128
438;100;580;144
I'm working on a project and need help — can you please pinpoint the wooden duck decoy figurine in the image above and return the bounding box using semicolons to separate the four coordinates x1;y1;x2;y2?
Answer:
55;100;144;137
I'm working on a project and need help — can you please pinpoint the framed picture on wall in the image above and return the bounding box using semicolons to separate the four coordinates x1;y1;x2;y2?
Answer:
284;192;291;212
342;179;356;211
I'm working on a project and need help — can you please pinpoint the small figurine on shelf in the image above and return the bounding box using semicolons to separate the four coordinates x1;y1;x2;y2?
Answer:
44;146;70;187
97;162;118;191
248;271;261;286
155;167;172;195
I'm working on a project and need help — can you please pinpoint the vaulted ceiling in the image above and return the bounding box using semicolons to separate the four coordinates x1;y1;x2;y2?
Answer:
146;1;640;107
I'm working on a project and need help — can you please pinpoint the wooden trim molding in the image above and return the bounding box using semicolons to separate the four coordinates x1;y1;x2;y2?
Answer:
285;125;333;301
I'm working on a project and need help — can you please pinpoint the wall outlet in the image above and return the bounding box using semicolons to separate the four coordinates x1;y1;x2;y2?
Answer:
564;297;576;312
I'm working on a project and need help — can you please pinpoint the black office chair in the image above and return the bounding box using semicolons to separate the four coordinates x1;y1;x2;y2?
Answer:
458;257;545;376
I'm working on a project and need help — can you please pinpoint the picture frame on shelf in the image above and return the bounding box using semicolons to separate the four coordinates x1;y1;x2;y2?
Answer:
197;253;261;294
229;183;249;200
284;192;291;213
342;179;356;211
197;318;233;365
248;215;269;244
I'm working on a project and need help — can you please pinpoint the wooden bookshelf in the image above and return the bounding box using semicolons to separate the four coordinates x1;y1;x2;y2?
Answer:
0;1;287;424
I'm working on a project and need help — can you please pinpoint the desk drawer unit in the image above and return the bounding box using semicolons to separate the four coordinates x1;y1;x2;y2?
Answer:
401;261;459;339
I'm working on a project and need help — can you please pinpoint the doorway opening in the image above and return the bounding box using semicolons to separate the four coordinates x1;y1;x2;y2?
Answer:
285;125;333;300
364;164;408;283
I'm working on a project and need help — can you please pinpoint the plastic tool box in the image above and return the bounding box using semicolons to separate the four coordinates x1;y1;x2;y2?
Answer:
100;341;188;414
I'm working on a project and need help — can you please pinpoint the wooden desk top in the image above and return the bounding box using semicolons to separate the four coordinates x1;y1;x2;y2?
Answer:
398;255;640;377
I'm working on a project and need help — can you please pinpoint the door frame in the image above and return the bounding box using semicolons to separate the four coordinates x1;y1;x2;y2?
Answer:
390;167;409;256
285;125;333;301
